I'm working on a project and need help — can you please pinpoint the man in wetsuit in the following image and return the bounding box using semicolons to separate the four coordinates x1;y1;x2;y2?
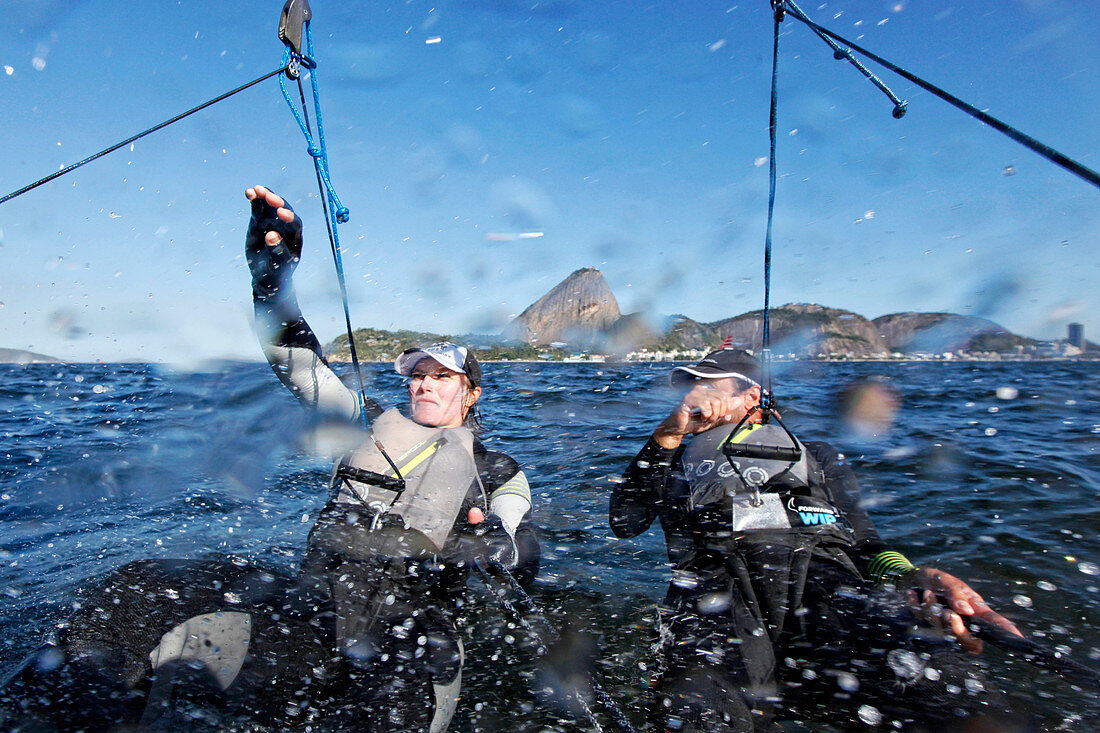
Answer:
610;348;1025;732
246;184;536;731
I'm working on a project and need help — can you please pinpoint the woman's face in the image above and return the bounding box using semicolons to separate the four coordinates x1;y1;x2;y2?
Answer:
408;360;481;428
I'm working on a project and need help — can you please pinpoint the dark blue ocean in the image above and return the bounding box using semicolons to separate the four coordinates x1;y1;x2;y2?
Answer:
1;360;1097;730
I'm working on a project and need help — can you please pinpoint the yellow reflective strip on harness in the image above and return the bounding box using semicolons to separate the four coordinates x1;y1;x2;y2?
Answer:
386;439;444;478
727;423;764;445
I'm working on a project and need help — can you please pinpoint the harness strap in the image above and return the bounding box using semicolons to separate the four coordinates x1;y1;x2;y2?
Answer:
334;464;406;494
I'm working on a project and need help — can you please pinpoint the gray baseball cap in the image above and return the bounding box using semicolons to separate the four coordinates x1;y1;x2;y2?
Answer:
394;342;482;387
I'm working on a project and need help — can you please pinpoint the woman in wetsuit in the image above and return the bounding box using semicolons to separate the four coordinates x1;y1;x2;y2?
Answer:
244;184;537;731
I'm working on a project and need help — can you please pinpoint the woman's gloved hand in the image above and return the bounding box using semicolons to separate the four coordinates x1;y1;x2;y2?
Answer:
245;185;303;299
464;508;517;570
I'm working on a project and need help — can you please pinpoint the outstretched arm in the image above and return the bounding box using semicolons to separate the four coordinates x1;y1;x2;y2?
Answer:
807;442;1021;651
245;185;380;421
610;437;672;538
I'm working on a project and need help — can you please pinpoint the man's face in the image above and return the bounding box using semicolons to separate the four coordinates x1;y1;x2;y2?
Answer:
408;359;479;428
689;377;761;424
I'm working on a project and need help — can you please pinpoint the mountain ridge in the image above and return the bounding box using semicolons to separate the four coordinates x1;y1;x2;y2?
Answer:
326;268;1086;361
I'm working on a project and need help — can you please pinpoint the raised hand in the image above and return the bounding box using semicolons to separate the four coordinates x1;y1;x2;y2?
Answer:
654;382;753;449
245;185;303;297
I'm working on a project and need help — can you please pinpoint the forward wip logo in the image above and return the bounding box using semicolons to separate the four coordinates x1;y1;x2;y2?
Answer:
786;497;837;526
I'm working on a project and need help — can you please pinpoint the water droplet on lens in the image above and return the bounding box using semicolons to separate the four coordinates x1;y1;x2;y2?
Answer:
857;704;882;725
35;647;65;673
696;592;732;615
887;649;923;681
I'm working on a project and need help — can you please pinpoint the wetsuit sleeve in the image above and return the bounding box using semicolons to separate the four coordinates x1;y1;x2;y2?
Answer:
806;440;916;583
246;200;383;421
610;436;677;538
478;451;532;534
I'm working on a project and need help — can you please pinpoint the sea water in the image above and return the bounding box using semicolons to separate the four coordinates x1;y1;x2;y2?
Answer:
1;360;1097;730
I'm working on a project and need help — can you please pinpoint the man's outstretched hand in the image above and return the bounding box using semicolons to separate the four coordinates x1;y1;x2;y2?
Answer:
904;567;1022;654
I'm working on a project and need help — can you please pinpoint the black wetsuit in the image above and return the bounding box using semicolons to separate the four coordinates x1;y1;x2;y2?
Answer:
611;433;1017;733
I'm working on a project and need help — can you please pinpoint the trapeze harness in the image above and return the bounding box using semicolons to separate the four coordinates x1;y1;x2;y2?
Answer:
309;408;480;560
679;422;860;638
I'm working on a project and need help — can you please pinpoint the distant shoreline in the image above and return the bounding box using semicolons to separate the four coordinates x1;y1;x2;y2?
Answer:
4;357;1093;366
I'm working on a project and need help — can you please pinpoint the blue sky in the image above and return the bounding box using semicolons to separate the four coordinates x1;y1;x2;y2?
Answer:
1;0;1097;362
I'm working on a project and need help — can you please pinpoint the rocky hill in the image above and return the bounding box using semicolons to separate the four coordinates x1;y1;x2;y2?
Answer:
496;270;1048;357
707;304;887;357
505;267;621;345
872;312;1035;354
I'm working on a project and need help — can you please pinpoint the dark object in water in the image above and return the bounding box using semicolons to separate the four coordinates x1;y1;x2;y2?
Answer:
0;557;432;730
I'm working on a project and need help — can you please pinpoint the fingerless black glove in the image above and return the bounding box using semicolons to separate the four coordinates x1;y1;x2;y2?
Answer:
464;515;517;571
511;522;541;587
245;192;304;301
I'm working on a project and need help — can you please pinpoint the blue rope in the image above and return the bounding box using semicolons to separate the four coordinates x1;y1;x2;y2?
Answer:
279;30;369;429
278;46;349;223
303;32;349;222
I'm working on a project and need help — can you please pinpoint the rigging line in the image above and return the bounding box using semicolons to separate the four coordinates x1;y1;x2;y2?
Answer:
760;4;782;411
969;618;1100;691
782;3;1100;191
0;64;291;206
785;0;906;118
290;64;370;430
